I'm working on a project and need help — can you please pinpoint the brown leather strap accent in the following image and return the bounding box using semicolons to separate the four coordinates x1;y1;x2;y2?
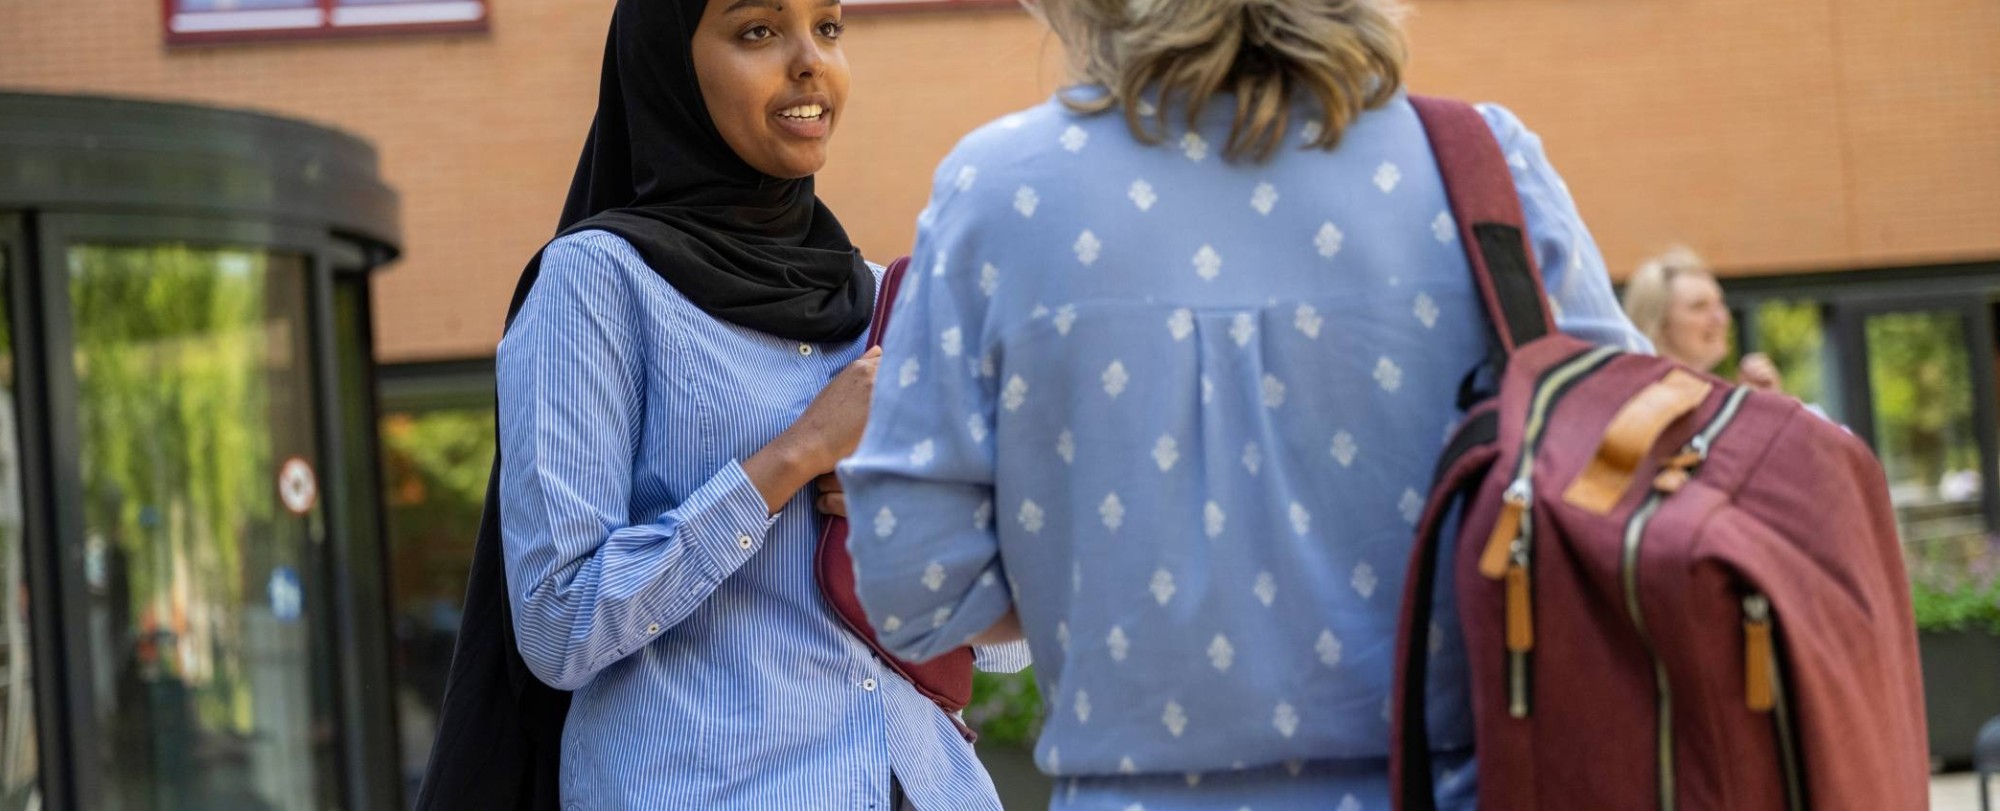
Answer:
1562;370;1713;514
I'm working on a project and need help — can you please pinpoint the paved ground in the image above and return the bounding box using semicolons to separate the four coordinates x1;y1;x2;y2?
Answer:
986;755;1994;809
1935;772;1988;811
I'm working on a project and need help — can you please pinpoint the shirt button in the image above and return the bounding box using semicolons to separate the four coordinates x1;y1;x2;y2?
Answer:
798;343;814;357
645;623;660;635
861;678;878;692
737;533;754;550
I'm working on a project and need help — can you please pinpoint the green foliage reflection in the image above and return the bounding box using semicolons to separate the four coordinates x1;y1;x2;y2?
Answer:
70;243;323;808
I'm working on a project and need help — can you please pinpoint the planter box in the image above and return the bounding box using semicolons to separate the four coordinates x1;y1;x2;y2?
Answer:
1918;629;2000;770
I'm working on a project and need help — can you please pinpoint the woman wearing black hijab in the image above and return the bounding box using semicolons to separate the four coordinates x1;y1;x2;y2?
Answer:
413;0;1025;808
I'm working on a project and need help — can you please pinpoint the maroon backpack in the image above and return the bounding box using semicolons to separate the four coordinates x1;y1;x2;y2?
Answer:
816;256;979;738
1391;97;1929;810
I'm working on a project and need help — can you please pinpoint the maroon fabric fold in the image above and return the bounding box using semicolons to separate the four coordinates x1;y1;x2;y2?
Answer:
815;256;977;734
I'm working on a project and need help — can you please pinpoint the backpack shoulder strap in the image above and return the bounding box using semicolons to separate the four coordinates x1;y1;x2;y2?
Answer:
867;255;913;348
1409;95;1557;355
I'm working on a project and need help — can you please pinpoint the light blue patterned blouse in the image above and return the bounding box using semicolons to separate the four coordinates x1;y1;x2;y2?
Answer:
841;92;1648;811
496;232;1029;810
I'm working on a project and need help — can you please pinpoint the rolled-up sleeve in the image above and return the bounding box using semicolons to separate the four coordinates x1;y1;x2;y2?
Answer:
974;641;1032;674
840;159;1021;666
498;235;778;691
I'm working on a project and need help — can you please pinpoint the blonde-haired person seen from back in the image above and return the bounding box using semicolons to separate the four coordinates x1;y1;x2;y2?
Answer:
1623;247;1784;390
841;1;1648;808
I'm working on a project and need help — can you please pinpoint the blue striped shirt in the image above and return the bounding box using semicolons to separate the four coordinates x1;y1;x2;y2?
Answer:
841;94;1647;810
496;230;1030;810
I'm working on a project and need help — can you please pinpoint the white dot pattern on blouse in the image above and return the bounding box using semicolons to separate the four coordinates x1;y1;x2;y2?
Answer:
1149;568;1177;605
1432;211;1458;243
1152;435;1180;472
1294;304;1323;338
1194;245;1223;281
1063;125;1090;153
1251;182;1280;216
1373;161;1402;193
1102;493;1127;531
1181;133;1209;162
1131;179;1159;212
1415;293;1441;329
1163;700;1190;737
1317;629;1343;668
841;94;1648;811
1103;361;1131;397
1229;313;1256;346
1207;635;1235;672
1253;572;1278;607
1076;231;1104;265
1316;222;1345;259
1016;186;1040;218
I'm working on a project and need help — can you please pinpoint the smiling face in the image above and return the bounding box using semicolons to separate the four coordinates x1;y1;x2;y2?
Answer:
690;0;850;179
1661;271;1733;371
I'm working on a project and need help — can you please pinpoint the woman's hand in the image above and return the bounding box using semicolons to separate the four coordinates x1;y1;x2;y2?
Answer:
814;473;847;518
786;346;882;473
1738;352;1784;392
743;347;881;515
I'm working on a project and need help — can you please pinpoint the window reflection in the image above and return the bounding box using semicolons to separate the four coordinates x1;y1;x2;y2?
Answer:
1865;310;1983;548
379;393;490;807
1753;299;1828;410
70;244;334;811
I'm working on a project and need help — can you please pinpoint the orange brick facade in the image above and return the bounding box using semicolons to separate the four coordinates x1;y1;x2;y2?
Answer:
3;0;1996;362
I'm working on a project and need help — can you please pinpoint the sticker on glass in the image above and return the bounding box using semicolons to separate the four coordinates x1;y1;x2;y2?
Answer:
278;456;318;516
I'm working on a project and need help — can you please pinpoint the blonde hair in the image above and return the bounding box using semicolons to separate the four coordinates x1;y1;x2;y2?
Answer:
1039;0;1409;163
1622;246;1715;351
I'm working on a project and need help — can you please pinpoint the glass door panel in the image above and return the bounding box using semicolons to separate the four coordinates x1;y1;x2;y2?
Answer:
377;374;490;806
1863;309;1987;562
68;243;333;811
1752;299;1830;415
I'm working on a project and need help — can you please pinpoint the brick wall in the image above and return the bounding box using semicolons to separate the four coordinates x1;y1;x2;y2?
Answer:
2;0;1995;361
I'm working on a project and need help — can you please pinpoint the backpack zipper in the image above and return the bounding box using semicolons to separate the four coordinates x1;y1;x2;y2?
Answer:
1621;385;1750;811
1743;593;1807;811
1476;345;1623;718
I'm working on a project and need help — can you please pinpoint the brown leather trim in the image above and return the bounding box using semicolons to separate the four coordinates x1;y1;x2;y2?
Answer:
1562;370;1713;514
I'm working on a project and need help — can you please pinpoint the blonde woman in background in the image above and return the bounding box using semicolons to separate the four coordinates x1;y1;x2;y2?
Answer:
841;0;1646;808
1622;246;1784;390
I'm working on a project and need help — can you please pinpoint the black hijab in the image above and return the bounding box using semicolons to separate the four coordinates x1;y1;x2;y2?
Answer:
557;0;873;342
415;3;866;809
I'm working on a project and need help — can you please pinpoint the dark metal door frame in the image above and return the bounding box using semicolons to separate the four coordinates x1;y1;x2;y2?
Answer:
0;211;73;811
33;211;396;810
1829;293;2000;536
